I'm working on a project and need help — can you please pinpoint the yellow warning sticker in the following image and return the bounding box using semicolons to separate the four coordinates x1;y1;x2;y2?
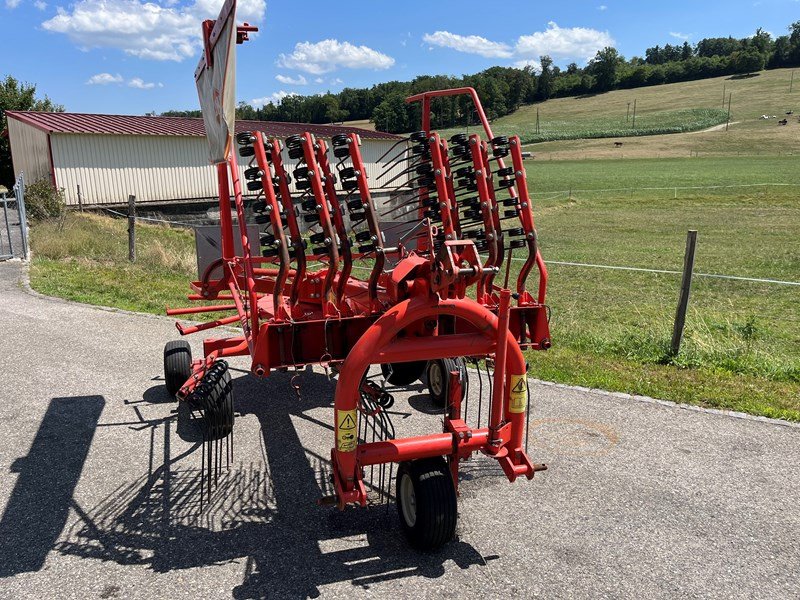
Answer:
509;375;528;413
337;409;358;452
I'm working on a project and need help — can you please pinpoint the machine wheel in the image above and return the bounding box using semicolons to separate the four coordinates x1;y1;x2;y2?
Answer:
381;361;427;386
191;361;234;440
396;457;457;550
164;340;192;397
426;358;467;407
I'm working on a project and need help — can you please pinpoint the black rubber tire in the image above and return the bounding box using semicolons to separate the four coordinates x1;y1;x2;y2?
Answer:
396;457;457;550
381;361;427;386
164;340;192;397
201;367;234;440
426;358;467;407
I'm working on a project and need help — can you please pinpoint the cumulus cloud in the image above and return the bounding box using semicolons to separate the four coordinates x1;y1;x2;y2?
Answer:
277;39;394;74
128;77;163;89
251;91;296;107
422;31;513;58
515;22;614;62
85;72;162;89
275;73;307;85
421;22;614;67
513;58;542;73
5;0;22;8
42;0;265;61
34;0;47;9
86;72;123;85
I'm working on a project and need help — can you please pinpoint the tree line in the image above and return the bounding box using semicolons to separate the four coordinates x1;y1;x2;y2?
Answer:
162;21;800;133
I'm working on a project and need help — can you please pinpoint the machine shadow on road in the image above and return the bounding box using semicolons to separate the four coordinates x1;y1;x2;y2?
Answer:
53;370;493;599
0;395;105;577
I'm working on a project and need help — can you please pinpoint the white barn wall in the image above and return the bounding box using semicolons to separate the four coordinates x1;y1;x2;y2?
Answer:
50;133;406;206
7;119;51;185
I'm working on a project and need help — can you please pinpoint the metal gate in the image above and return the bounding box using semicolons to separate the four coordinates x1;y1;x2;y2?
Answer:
0;173;29;261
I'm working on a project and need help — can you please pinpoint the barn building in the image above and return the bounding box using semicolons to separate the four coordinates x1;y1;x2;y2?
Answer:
5;111;403;206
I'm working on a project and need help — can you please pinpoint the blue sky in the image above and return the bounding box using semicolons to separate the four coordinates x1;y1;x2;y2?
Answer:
1;0;797;115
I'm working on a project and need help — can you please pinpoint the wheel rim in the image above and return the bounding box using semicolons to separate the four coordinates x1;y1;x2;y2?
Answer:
400;473;417;527
429;362;444;398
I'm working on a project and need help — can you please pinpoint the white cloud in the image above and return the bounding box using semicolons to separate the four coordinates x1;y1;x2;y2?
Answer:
330;77;343;85
85;72;161;88
128;77;163;89
277;39;394;74
515;21;614;62
314;77;324;83
597;4;608;10
422;31;513;58
275;73;307;85
86;72;123;85
5;0;21;8
513;58;542;73
42;0;266;62
251;91;297;107
669;31;690;40
34;0;47;9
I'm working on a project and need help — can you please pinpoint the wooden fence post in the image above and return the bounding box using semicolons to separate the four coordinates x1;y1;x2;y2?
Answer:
77;184;83;212
128;194;136;262
670;230;698;357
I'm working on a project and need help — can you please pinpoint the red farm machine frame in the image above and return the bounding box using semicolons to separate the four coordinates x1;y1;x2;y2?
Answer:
163;0;551;549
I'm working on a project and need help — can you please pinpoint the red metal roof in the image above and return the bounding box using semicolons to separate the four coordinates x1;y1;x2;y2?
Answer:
5;111;400;141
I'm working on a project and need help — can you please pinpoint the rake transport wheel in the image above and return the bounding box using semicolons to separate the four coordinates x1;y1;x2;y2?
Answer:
396;457;458;550
426;358;467;407
191;361;234;440
380;361;427;386
164;340;192;397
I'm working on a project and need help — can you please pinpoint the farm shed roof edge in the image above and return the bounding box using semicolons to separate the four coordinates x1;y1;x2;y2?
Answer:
4;111;402;141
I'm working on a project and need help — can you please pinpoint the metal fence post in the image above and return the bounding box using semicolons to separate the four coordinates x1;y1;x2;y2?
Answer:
14;173;29;260
128;194;136;262
0;192;12;259
670;230;698;357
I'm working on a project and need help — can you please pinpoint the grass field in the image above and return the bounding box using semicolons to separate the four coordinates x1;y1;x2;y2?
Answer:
29;153;800;421
435;68;799;157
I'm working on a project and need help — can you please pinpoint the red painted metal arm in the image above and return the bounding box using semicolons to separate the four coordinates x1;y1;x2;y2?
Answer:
315;139;353;306
270;139;307;310
301;133;340;315
509;136;547;303
253;132;291;319
227;154;260;345
344;133;385;312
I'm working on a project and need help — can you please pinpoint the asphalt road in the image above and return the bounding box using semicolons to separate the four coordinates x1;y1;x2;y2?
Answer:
0;260;798;599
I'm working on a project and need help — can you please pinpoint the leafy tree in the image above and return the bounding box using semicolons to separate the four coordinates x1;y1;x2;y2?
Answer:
731;48;766;74
1;75;63;186
535;56;554;101
589;47;621;92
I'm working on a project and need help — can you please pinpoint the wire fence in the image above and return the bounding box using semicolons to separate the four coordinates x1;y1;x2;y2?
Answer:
528;182;800;199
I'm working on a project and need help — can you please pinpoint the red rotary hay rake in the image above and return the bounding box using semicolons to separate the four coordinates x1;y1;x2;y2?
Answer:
163;0;551;549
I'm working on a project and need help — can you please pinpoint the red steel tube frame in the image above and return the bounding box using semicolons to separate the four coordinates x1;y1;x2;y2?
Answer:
345;133;385;312
253;132;292;319
332;293;530;504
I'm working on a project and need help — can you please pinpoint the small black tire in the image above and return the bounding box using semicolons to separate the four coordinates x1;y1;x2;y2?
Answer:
202;368;234;440
426;358;467;407
396;457;457;550
164;340;192;397
381;361;427;386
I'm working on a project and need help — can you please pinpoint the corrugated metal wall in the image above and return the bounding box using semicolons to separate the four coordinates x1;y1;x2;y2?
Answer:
7;118;52;185
48;132;406;206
